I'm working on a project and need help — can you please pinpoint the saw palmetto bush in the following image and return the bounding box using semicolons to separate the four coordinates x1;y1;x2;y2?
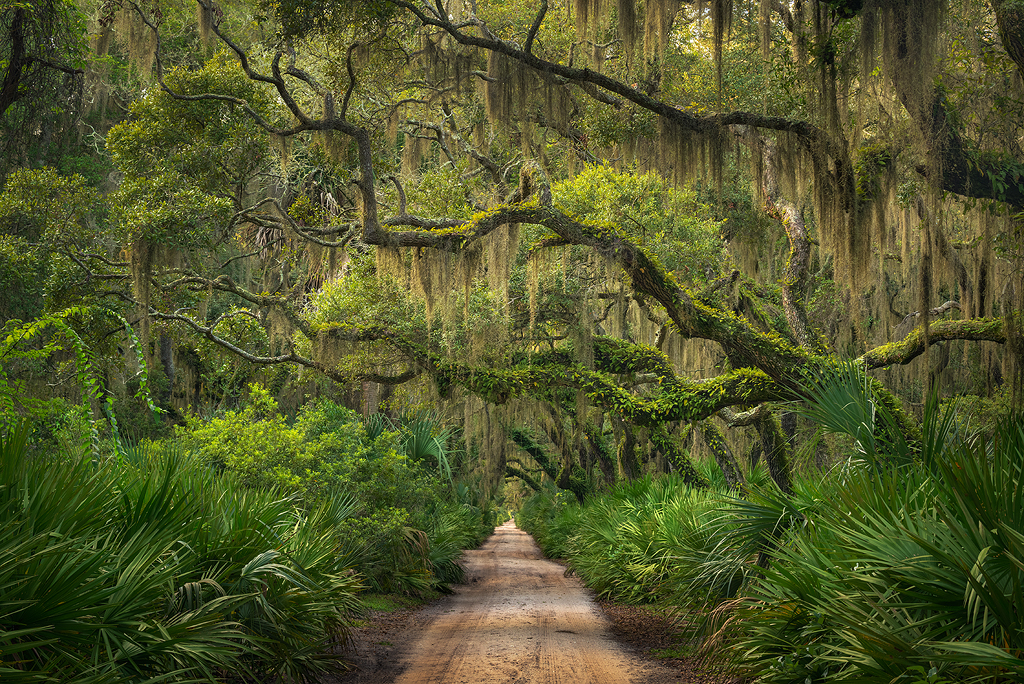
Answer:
516;481;583;559
517;475;739;605
424;502;484;588
517;363;1023;683
363;411;461;485
0;424;363;683
566;474;729;603
735;415;1024;683
733;368;1024;683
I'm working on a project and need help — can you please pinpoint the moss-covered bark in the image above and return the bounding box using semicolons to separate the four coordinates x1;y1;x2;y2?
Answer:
506;426;559;482
859;318;1006;369
695;420;744;489
505;463;543;492
583;422;617;482
753;414;793;494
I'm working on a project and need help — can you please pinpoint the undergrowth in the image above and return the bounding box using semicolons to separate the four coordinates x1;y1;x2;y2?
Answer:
518;368;1024;682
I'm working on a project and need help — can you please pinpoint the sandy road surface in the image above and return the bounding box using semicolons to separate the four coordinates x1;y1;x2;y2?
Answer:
339;519;672;683
391;520;637;684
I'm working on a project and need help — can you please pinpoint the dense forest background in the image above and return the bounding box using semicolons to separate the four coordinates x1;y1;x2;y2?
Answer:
2;0;1024;679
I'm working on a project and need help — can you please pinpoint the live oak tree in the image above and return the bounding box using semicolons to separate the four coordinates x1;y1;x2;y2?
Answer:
14;0;1024;492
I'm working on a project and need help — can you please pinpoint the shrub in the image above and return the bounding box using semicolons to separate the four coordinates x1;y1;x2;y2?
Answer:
737;411;1024;683
516;366;1024;683
0;424;363;683
177;390;492;594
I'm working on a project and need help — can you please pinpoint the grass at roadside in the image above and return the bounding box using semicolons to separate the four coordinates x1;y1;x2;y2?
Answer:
1;393;496;682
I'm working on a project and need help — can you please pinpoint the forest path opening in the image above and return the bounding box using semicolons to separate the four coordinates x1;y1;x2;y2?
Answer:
340;519;686;683
391;519;635;683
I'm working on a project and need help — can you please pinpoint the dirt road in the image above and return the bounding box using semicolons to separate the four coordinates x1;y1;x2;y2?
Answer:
339;520;683;683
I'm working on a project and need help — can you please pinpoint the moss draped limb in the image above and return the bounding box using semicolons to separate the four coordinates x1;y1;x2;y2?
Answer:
436;359;782;425
695;420;745;489
753;413;793;495
507;426;559;481
505;463;543;492
371;182;825;392
593;335;676;377
858;317;1006;369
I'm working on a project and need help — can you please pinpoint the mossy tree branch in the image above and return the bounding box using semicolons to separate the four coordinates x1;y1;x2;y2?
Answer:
319;323;785;425
753;413;792;495
158;271;314;339
650;423;709;487
507;425;559;482
505;463;543;492
859;317;1007;369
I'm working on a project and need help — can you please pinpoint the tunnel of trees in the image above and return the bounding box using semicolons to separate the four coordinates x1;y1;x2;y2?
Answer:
2;0;1023;497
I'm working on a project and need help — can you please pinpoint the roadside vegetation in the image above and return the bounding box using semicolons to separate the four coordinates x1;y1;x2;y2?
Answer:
3;0;1024;680
0;391;495;682
519;367;1024;683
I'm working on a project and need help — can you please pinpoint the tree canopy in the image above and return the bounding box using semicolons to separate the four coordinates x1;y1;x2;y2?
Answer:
2;0;1022;494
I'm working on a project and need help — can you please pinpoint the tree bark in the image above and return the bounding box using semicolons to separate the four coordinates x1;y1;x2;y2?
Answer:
697;420;746;489
0;8;27;118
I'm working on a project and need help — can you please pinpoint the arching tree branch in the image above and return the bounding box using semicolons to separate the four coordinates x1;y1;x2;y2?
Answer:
859;317;1006;369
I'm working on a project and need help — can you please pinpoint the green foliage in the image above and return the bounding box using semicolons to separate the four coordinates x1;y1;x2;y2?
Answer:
519;476;737;603
424;501;479;586
967;149;1024;204
399;414;461;484
1;390;493;679
110;172;233;246
177;389;492;593
0;168;102;319
0;0;88;176
307;251;509;368
516;482;582;559
306;256;424;334
790;359;915;466
0;423;363;682
0;167;99;244
582;103;658;148
107;56;274;246
854;142;894;200
262;0;398;39
0;235;44;321
658;22;795;118
403;164;477;220
180;384;400;502
552;166;726;284
350;411;494;591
